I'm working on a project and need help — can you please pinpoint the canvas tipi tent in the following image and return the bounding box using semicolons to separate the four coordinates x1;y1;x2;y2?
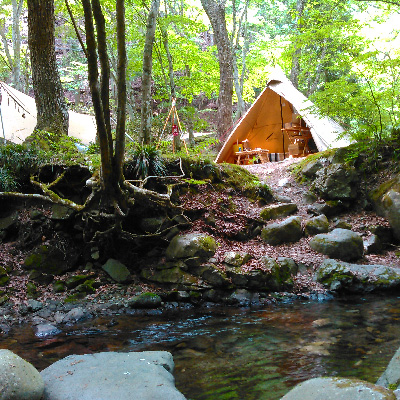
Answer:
0;81;97;145
215;69;348;164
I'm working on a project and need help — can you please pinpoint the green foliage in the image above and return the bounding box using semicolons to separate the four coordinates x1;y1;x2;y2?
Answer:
0;167;18;191
27;130;86;165
125;143;166;180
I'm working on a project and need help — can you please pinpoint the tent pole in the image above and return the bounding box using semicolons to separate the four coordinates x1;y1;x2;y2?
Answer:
280;96;285;159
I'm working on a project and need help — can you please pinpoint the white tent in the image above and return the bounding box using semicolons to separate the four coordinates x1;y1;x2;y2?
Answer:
215;68;349;164
0;81;97;145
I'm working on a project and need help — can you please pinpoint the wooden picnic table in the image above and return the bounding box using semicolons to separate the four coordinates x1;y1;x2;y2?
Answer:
234;149;270;165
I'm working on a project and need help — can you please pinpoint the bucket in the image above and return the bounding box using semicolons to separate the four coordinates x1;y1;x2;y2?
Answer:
277;153;285;161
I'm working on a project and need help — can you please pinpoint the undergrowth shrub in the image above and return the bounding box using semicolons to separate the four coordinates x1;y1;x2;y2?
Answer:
125;143;166;180
0;167;19;191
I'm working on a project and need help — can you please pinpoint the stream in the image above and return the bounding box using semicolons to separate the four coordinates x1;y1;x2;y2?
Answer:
1;294;400;399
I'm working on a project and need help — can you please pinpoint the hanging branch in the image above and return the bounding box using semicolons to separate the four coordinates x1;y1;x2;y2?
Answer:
65;0;88;58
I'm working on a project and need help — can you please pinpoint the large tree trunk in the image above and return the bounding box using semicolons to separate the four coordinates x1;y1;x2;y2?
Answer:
140;0;161;145
27;0;69;136
200;0;233;138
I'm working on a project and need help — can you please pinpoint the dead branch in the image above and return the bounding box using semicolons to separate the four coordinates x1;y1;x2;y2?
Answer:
125;157;185;188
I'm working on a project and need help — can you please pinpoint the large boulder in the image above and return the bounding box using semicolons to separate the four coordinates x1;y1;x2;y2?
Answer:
40;351;186;400
281;377;395;400
260;203;298;221
309;228;363;261
313;163;358;200
304;215;330;236
377;346;400;389
166;233;217;261
301;159;324;178
316;259;400;292
0;349;44;400
261;216;302;245
370;173;400;241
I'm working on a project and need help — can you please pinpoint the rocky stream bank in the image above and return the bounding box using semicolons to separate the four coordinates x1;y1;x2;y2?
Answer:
1;146;400;398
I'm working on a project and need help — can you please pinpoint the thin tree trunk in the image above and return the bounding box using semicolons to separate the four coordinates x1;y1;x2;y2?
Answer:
140;0;161;145
12;0;23;90
200;0;233;138
27;0;69;135
290;0;307;89
113;0;127;184
81;0;112;189
231;0;247;119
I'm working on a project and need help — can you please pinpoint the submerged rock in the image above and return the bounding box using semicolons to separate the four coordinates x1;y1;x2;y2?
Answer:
0;349;44;400
40;351;186;400
316;259;400;293
281;377;395;400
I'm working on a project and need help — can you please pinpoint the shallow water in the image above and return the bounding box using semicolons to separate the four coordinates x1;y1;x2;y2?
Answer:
2;295;400;399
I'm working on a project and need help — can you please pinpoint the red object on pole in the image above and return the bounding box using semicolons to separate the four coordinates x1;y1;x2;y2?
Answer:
172;124;179;137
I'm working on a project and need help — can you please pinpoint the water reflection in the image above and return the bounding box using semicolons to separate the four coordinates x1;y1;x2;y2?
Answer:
1;295;400;399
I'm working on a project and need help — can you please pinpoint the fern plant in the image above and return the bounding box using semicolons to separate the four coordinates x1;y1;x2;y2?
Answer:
125;143;166;180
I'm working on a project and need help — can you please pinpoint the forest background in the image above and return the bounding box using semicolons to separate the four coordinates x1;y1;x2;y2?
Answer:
1;0;400;155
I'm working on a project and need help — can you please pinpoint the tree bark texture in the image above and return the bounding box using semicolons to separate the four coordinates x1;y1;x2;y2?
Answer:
140;0;161;145
113;0;127;184
28;0;69;135
81;0;113;190
201;0;233;138
290;0;307;89
12;0;23;90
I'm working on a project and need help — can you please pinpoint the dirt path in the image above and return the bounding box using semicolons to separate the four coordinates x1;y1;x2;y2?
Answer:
244;159;399;269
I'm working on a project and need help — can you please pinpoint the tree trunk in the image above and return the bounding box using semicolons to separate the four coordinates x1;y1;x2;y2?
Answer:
200;0;233;138
140;0;161;145
11;0;23;90
290;0;307;89
27;0;69;136
231;0;248;119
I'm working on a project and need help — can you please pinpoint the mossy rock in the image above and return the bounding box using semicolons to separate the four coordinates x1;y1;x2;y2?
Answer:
0;294;9;305
66;275;93;290
101;259;130;283
26;281;39;299
223;251;252;267
166;233;217;261
305;215;330;236
309;228;363;261
141;266;200;286
74;280;96;294
260;203;298;221
0;275;10;286
261;216;303;245
23;242;78;275
65;292;87;302
53;280;66;293
128;292;162;309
